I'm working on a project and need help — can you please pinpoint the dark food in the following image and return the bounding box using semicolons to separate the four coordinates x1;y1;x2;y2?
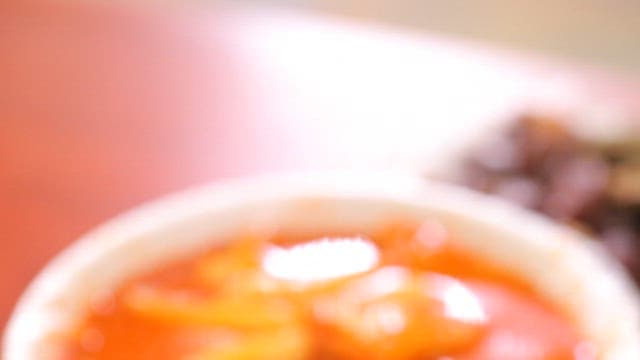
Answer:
459;114;640;283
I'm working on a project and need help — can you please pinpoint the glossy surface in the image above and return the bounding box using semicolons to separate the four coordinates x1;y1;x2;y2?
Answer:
62;223;588;359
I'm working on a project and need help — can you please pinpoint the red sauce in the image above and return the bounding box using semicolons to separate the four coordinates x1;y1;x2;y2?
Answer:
62;222;592;359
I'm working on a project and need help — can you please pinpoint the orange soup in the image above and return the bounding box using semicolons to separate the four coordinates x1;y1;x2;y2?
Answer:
61;222;593;359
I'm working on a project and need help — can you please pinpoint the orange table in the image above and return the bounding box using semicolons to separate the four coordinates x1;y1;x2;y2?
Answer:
1;0;639;330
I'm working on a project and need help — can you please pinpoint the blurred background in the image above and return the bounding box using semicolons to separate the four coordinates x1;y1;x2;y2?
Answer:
1;0;639;333
249;0;640;75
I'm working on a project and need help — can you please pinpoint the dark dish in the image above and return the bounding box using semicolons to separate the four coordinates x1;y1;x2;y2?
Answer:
457;114;640;283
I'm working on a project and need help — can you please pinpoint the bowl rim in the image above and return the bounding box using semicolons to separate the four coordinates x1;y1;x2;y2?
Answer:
4;171;640;359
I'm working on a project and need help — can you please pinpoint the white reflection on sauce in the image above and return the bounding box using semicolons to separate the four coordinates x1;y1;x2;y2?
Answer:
340;267;486;326
261;237;379;283
424;273;487;324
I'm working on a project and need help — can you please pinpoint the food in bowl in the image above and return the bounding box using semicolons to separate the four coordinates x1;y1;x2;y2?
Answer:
62;222;589;359
4;175;638;359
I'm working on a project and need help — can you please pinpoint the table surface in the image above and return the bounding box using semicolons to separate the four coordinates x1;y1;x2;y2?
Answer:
1;0;639;331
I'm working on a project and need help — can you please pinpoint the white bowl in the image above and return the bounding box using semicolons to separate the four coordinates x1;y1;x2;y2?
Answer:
4;172;640;359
